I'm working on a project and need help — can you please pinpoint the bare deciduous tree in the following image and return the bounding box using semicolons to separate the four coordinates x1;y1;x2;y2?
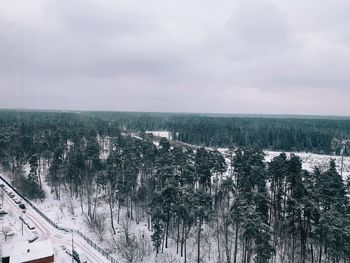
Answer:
109;218;151;262
66;195;75;216
84;213;106;241
1;225;12;242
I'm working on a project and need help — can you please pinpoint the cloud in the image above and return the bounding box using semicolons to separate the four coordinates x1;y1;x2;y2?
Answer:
53;0;156;36
225;0;290;58
0;0;349;115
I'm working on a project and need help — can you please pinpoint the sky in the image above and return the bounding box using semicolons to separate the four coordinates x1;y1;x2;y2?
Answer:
0;0;349;116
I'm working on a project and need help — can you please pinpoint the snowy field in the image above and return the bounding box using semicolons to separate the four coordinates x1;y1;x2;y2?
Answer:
265;150;350;179
209;146;350;181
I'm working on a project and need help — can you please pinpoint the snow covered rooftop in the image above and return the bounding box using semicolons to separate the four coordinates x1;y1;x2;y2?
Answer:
146;131;172;139
1;239;54;263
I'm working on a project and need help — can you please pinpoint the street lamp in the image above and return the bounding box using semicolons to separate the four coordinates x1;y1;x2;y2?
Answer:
71;226;82;263
0;188;3;207
19;203;26;236
21;209;26;236
72;230;74;263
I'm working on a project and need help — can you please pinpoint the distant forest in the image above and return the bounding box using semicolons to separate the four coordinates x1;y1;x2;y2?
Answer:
84;111;350;155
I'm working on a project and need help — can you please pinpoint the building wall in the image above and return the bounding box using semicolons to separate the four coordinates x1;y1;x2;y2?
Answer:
24;255;54;263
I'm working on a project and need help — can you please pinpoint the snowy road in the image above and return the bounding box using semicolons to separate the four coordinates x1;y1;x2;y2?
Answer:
1;180;112;263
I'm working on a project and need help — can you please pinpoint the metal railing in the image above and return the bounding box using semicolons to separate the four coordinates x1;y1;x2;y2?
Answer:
0;175;118;263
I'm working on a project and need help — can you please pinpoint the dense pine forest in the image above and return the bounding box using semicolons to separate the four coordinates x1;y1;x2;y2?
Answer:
84;111;350;155
1;110;350;263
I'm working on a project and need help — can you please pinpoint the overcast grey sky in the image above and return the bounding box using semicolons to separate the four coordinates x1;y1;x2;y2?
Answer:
0;0;349;115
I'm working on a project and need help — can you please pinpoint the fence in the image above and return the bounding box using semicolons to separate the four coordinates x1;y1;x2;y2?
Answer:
0;175;119;263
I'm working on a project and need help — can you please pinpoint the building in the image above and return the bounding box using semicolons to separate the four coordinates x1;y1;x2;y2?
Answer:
1;240;54;263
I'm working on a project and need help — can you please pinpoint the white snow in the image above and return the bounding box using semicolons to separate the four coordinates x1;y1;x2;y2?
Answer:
265;150;350;179
146;131;172;139
2;239;54;262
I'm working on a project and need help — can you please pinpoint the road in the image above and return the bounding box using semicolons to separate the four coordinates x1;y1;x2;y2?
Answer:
1;179;113;263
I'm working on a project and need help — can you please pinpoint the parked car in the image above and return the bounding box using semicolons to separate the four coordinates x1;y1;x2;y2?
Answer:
0;209;8;215
60;244;66;251
72;248;87;263
14;197;22;204
28;231;39;243
26;219;35;230
7;230;15;237
19;215;35;230
66;248;87;263
28;235;39;243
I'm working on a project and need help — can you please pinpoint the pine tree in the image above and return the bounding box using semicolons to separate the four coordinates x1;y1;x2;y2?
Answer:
315;160;348;262
232;148;274;263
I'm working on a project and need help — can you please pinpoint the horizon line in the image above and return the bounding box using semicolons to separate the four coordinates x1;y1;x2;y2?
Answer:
0;107;349;120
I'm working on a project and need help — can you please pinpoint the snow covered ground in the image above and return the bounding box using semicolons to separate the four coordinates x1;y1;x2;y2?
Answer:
205;146;350;181
265;150;350;179
146;131;172;140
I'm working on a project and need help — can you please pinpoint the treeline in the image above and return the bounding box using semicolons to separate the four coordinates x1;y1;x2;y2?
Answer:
85;111;350;155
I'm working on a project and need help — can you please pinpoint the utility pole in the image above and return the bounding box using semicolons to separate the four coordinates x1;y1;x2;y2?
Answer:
19;204;26;237
21;209;24;236
72;230;74;263
0;188;3;207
